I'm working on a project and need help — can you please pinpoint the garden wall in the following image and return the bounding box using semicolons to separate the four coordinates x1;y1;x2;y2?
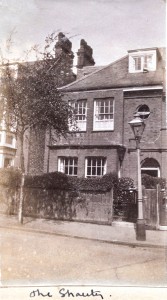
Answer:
22;187;113;225
0;184;113;225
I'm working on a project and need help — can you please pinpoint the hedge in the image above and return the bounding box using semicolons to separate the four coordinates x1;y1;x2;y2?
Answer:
0;168;135;193
25;171;118;192
142;174;166;189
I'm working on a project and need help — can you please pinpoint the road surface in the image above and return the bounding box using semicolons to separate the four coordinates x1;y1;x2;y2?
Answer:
1;228;167;286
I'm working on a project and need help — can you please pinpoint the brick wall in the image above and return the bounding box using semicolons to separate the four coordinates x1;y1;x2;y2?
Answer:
122;90;166;183
47;89;124;175
49;147;118;176
22;187;113;225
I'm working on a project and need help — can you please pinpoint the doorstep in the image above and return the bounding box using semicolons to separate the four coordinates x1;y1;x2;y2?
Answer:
112;221;135;228
158;225;167;231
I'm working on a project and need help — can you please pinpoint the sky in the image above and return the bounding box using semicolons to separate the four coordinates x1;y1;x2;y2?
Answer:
0;0;166;68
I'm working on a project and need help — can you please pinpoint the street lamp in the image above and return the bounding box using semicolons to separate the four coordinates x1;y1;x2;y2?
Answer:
128;113;146;241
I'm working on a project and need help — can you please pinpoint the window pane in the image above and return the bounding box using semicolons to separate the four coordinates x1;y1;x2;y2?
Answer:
92;167;96;176
74;167;77;175
134;57;141;70
6;135;13;144
87;167;91;175
97;167;101;176
59;157;78;176
69;167;73;175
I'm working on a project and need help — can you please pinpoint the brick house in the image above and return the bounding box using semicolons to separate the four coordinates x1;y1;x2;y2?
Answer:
41;43;166;186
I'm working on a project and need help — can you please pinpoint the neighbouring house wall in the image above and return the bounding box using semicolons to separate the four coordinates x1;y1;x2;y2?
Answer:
27;127;46;175
0;185;18;215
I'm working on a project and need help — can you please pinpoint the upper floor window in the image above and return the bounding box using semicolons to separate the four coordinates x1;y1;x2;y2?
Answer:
58;157;78;176
4;158;13;168
129;49;157;73
69;100;87;131
85;157;107;178
93;98;114;131
5;134;13;145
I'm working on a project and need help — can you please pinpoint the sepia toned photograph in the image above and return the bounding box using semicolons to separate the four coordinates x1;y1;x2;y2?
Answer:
0;0;166;299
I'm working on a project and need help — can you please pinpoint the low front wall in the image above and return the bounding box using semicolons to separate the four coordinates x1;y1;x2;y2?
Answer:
0;183;113;225
22;188;113;225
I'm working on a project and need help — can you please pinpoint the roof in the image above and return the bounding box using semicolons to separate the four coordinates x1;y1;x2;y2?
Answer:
59;47;165;92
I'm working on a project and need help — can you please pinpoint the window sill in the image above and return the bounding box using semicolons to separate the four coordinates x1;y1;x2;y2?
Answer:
68;130;87;133
92;130;114;132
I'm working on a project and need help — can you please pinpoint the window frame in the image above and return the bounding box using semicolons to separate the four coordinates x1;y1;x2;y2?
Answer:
141;167;160;178
93;98;114;131
85;157;107;178
69;99;87;131
4;157;14;168
58;157;78;177
129;50;157;73
5;134;14;145
136;104;150;120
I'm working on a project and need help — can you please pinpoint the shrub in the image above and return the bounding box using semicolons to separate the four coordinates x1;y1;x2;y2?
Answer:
142;174;166;189
113;177;135;217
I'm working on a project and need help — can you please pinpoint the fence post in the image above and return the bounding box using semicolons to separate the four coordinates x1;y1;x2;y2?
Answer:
18;173;25;224
109;187;113;225
156;184;160;230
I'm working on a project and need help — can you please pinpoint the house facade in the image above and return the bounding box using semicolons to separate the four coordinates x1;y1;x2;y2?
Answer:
42;45;166;186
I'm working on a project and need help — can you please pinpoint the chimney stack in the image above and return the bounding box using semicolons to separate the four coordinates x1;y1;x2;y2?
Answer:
77;39;95;69
55;32;74;61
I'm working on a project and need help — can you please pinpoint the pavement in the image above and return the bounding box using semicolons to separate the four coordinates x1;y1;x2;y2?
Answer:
0;214;167;249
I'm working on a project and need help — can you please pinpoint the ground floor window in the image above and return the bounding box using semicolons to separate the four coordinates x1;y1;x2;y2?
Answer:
4;158;13;168
85;157;106;178
58;157;78;176
141;158;160;177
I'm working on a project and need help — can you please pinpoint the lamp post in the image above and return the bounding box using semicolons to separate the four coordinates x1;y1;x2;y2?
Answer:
128;113;146;241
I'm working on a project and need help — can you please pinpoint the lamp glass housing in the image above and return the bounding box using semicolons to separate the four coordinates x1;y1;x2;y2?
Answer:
128;114;145;140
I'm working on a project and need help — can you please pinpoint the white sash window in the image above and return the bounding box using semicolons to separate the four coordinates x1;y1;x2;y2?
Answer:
85;157;107;178
58;157;78;176
69;100;87;131
93;98;114;131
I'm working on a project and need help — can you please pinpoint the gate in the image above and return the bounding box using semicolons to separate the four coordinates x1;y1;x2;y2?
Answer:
113;189;138;222
159;188;167;226
143;185;167;229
